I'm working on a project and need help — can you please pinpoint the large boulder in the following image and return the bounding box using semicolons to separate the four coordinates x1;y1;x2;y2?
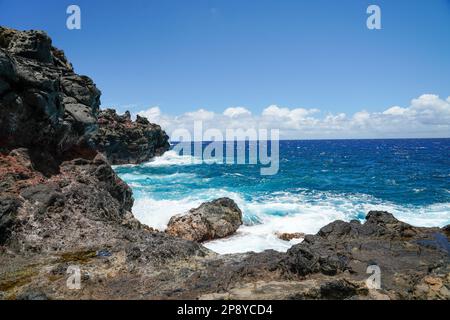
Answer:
91;109;170;164
166;198;243;242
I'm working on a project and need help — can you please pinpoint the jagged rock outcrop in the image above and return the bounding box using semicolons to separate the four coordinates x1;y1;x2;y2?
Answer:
0;27;208;299
0;27;100;162
197;212;449;300
91;109;170;165
0;146;206;257
278;211;450;299
0;26;175;254
166;198;243;242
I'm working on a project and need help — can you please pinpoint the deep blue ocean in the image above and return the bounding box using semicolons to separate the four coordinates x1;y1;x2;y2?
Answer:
115;139;450;253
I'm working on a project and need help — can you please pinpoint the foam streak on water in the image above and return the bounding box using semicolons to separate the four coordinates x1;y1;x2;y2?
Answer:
115;139;450;254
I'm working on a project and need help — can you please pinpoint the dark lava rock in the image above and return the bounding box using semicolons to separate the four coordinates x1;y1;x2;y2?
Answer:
1;28;53;63
443;224;450;236
1;27;449;301
319;279;361;300
281;211;450;298
20;184;64;208
91;109;170;164
16;289;49;301
0;27;100;157
0;27;201;263
0;195;22;244
166;198;243;242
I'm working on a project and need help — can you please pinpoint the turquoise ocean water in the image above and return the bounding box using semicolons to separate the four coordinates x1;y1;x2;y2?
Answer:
115;139;450;254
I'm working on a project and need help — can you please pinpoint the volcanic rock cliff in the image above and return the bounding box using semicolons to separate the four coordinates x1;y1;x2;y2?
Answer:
92;109;170;165
0;27;449;300
0;27;204;298
0;27;100;172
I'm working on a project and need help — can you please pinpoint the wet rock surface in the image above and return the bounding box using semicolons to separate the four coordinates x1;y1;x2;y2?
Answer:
92;109;170;165
1;27;449;300
166;198;243;242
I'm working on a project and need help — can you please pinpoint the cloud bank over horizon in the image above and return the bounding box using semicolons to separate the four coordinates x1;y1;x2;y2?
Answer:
134;94;450;140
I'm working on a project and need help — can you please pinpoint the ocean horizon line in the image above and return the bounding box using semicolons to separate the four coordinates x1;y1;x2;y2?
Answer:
169;137;450;143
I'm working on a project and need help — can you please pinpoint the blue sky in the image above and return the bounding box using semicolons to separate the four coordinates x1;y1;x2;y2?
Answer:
1;0;450;138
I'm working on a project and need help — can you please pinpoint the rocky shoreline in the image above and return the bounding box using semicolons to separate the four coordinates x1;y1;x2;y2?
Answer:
1;27;449;300
92;109;170;165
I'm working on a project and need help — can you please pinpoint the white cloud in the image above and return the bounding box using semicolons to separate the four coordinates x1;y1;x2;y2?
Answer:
383;106;408;116
262;105;289;118
223;107;252;118
352;110;371;123
262;105;319;120
132;94;450;140
137;106;161;122
408;94;450;125
183;109;215;121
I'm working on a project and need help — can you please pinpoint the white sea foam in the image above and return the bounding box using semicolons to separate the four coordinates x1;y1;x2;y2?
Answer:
132;188;245;231
206;197;450;254
133;197;204;231
132;188;450;254
360;202;450;228
145;172;198;181
122;153;450;254
119;172;147;181
204;211;344;254
142;150;202;167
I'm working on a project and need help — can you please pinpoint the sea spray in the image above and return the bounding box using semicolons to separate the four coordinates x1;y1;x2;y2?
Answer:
115;139;450;254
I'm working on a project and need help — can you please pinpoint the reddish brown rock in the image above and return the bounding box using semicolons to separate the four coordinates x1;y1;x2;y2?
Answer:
276;232;305;241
